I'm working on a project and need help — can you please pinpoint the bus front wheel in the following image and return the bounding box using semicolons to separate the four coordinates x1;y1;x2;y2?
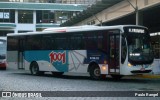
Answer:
89;64;101;80
30;62;44;75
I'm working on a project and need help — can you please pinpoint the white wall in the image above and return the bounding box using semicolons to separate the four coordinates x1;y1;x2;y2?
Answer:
16;24;35;32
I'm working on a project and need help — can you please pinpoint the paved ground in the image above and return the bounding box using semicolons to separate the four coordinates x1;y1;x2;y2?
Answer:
0;68;160;100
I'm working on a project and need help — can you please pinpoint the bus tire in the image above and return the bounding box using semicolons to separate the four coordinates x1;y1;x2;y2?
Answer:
111;75;123;79
52;72;64;76
30;62;43;76
89;64;101;80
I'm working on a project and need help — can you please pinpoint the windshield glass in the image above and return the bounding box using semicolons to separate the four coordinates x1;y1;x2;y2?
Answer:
127;33;153;64
0;40;6;59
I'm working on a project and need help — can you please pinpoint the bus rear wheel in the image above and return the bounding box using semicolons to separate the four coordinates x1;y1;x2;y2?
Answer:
52;72;64;76
89;64;102;80
30;62;44;76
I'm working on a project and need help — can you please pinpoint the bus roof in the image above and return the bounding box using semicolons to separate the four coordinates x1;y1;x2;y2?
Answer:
7;25;147;36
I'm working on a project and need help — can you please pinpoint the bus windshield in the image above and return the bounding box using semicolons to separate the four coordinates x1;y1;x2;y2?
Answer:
127;32;153;64
0;40;6;59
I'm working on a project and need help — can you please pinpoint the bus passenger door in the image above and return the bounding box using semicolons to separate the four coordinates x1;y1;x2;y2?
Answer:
108;34;120;74
18;39;24;69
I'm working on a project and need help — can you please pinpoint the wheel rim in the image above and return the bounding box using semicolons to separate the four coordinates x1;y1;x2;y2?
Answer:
32;65;38;75
94;68;100;77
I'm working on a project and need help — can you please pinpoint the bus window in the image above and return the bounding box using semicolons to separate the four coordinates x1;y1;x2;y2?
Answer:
126;29;154;64
26;35;41;50
110;36;115;58
55;37;68;50
69;33;85;50
97;34;103;49
85;33;97;50
7;37;18;51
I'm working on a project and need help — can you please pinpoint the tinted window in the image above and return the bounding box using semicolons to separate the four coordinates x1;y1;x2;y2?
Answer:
26;35;41;50
7;36;18;51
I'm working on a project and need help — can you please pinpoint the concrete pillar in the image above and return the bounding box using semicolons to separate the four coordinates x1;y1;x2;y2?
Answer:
33;10;36;32
136;11;143;26
14;10;18;33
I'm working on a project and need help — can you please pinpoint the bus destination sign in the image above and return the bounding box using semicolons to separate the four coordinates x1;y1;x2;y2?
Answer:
128;28;145;33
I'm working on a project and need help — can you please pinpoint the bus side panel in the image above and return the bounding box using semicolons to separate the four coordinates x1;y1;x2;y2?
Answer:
37;60;59;72
24;50;108;74
24;50;89;73
7;51;18;69
24;59;30;71
24;50;69;72
24;59;58;72
68;50;109;74
68;50;88;73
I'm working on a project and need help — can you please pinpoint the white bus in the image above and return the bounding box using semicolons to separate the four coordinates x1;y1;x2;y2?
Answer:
7;25;154;79
0;37;7;70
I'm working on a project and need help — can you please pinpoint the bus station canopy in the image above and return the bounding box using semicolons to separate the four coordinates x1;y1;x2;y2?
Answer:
61;0;122;26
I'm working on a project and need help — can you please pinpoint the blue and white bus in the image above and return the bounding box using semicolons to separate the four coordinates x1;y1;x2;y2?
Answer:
7;25;154;79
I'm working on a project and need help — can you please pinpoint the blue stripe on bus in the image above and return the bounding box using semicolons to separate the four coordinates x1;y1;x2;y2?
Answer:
24;50;69;72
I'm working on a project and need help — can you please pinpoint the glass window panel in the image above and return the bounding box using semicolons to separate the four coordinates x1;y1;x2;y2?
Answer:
0;9;15;23
18;10;33;23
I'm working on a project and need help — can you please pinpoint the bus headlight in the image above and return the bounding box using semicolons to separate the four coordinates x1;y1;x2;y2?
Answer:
102;65;107;70
128;63;132;67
